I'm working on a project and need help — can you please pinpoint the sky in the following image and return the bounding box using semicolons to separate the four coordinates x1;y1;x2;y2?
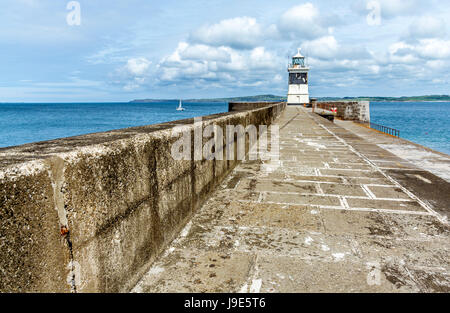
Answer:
0;0;449;102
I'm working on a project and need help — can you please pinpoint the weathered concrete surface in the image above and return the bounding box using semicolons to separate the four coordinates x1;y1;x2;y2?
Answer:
0;102;285;292
335;119;450;180
229;102;282;112
0;167;71;292
335;119;450;220
133;106;449;293
317;101;370;122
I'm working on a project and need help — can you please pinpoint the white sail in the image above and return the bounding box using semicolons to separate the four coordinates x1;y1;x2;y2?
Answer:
176;99;185;111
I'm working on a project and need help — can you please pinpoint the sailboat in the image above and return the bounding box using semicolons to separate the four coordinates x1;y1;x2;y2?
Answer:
176;99;185;111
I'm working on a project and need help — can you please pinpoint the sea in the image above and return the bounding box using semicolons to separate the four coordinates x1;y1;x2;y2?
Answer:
370;101;450;155
0;101;449;155
0;101;227;149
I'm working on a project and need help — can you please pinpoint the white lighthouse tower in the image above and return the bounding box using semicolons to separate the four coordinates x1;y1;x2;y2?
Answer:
287;48;309;105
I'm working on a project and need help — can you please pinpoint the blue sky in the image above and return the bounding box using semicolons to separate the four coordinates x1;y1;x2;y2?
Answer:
0;0;449;102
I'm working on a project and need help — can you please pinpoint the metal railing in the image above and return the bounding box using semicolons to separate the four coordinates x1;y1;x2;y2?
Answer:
369;122;400;137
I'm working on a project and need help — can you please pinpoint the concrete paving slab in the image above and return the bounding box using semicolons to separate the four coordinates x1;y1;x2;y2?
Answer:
237;179;317;194
264;193;342;207
253;256;415;293
346;198;426;212
319;183;367;196
368;186;412;200
133;249;254;293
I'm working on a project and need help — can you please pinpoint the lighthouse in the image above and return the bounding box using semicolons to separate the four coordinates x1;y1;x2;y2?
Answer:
287;48;309;105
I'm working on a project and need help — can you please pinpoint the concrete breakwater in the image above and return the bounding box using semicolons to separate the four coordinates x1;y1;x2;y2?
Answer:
133;105;449;293
228;101;283;112
0;102;285;292
314;101;370;123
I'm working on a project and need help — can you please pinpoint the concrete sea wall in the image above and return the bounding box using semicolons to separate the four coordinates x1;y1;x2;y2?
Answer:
318;101;370;122
0;102;286;293
228;101;282;112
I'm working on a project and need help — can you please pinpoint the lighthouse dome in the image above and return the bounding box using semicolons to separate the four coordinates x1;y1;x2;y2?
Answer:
292;48;305;68
293;48;304;58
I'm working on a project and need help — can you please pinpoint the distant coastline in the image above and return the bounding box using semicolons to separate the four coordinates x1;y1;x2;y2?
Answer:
2;95;449;105
130;94;450;103
129;95;285;103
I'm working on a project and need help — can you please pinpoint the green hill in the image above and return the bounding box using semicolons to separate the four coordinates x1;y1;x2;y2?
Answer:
131;94;450;103
316;95;450;102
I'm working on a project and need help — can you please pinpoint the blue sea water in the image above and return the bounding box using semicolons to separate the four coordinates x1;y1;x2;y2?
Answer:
0;101;227;148
0;101;449;155
370;102;450;155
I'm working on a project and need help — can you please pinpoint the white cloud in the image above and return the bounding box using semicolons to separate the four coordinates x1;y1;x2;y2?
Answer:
388;41;418;64
278;3;328;39
377;0;420;18
157;42;283;89
426;60;447;70
301;36;339;59
300;35;372;63
110;57;152;91
90;1;450;98
388;39;450;62
310;57;368;73
164;42;231;65
353;0;421;19
190;17;267;49
248;47;279;69
126;57;151;75
408;16;447;39
159;42;222;81
369;64;380;74
417;38;450;59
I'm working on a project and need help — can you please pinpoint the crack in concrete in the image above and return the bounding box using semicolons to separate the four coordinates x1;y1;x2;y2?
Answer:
45;156;77;293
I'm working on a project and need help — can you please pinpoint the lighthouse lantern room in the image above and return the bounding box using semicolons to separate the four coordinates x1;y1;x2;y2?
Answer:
287;48;309;105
